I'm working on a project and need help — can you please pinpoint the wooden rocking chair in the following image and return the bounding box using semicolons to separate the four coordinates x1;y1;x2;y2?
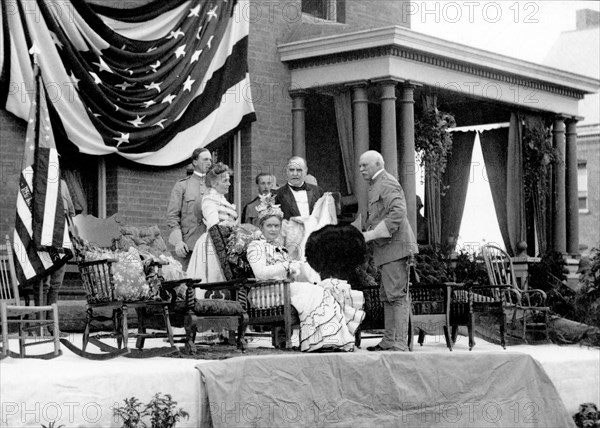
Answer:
59;214;178;360
1;235;62;359
482;244;550;343
63;215;248;358
209;225;298;349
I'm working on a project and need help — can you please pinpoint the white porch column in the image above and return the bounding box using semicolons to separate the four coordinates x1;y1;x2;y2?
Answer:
398;83;417;236
289;89;307;159
350;81;370;224
565;118;579;256
374;79;400;179
552;116;567;254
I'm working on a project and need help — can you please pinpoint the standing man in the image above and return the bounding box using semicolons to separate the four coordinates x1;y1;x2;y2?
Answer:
359;150;418;351
275;156;323;220
242;173;276;226
166;147;212;270
38;178;76;335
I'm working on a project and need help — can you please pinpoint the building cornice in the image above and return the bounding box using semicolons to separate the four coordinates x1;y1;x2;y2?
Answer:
278;26;600;99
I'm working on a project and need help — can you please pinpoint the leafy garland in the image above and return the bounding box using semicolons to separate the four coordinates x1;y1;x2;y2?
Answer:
414;106;456;182
522;121;559;202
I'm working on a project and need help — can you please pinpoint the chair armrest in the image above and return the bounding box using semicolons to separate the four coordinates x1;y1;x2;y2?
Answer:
520;289;548;306
79;257;118;268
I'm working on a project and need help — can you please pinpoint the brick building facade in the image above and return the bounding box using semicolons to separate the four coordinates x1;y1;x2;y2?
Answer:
1;0;597;261
0;0;411;243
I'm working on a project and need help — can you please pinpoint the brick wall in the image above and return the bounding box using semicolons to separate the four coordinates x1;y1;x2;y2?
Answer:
244;0;411;207
2;0;413;239
345;0;411;27
0;109;26;240
578;136;600;254
108;158;189;245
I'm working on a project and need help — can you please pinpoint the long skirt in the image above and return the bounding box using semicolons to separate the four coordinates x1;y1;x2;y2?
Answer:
290;281;365;352
186;232;225;299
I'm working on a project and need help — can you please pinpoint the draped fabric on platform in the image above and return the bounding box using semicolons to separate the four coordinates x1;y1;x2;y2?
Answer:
1;0;255;166
506;113;526;256
479;128;511;253
333;91;354;194
13;60;72;286
440;131;476;245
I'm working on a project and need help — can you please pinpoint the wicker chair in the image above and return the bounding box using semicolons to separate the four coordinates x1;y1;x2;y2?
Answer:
209;225;298;349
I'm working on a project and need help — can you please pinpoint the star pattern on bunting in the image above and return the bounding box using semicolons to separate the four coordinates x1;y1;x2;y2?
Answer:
175;45;186;58
162;94;176;104
207;5;218;21
89;71;102;85
93;56;113;74
183;76;195;92
191;49;202;63
145;82;162;92
128;115;146;127
5;0;255;163
150;60;160;72
188;5;200;17
154;119;167;129
50;32;63;49
115;81;134;90
168;28;185;40
68;71;80;89
114;132;130;147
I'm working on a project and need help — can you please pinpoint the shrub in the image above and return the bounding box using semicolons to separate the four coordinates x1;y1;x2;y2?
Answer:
113;393;189;428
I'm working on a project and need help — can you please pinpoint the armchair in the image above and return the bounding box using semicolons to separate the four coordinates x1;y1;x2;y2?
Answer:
1;235;62;359
209;224;298;349
62;215;247;359
482;244;549;343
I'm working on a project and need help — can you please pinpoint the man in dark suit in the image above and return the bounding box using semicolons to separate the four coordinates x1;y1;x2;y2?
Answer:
275;156;323;219
359;150;418;351
242;173;276;226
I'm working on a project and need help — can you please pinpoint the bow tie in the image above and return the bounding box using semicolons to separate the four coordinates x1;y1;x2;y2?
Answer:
289;183;307;192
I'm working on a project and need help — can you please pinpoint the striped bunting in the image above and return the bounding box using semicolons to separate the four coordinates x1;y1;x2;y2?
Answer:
1;0;255;166
13;55;72;287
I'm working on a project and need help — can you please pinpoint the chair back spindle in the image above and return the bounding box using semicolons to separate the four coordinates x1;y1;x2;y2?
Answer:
0;236;19;304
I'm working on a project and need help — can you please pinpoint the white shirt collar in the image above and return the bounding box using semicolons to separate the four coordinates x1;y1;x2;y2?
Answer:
193;171;206;178
371;169;384;180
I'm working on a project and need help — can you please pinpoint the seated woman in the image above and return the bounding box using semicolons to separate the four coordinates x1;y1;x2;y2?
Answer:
305;224;366;336
187;162;238;288
246;195;365;352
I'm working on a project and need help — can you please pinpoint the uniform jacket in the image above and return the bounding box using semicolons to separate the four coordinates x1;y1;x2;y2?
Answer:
275;183;323;220
366;170;418;266
166;174;208;250
242;190;276;226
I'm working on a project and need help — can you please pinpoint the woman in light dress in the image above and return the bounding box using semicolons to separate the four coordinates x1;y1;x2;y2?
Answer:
246;195;365;352
186;163;237;289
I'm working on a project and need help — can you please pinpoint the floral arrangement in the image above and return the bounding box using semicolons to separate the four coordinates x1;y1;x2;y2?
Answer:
523;118;557;203
256;193;284;222
414;104;456;183
226;223;262;277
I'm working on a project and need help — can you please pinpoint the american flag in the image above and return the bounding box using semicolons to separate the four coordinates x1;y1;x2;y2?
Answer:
0;0;255;166
13;47;72;287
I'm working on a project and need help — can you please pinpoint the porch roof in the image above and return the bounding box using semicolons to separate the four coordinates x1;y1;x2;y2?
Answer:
278;26;600;117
